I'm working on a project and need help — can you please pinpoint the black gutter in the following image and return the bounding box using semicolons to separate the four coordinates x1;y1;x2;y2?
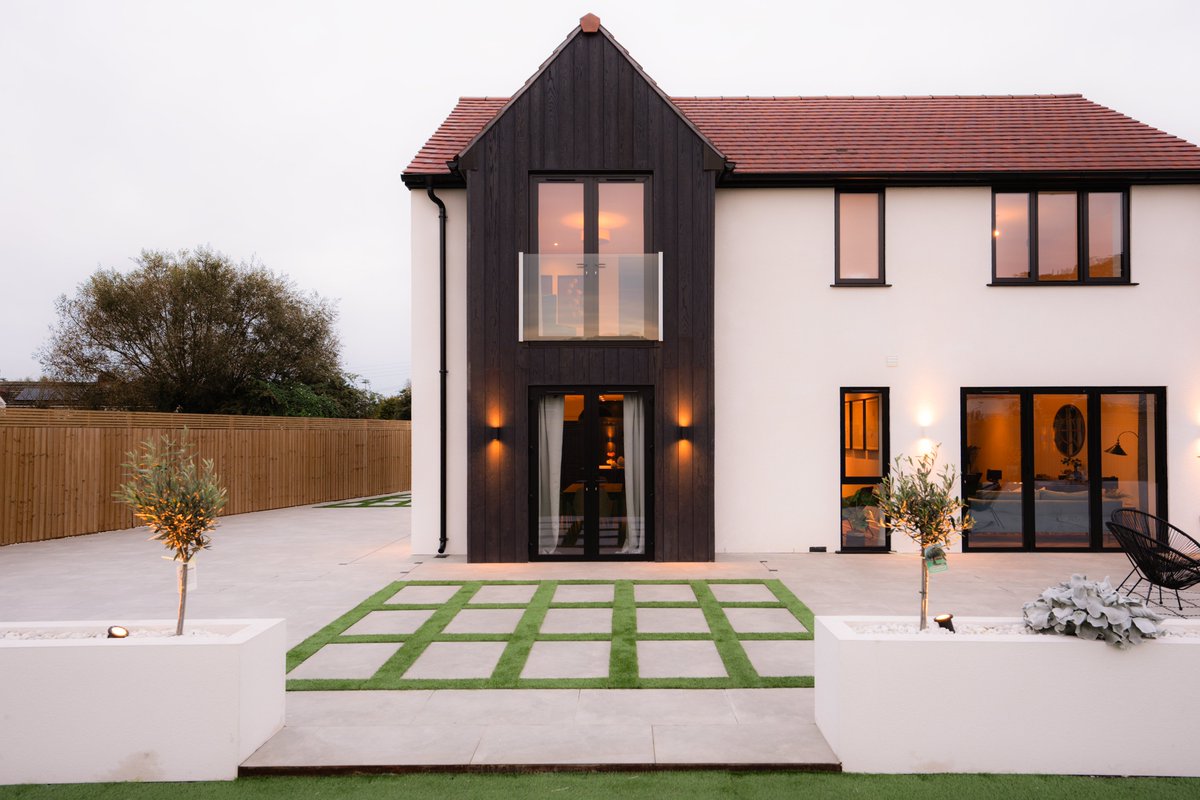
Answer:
426;181;449;557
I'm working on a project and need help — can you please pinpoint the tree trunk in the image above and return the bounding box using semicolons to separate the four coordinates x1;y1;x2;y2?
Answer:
919;556;929;630
176;561;188;636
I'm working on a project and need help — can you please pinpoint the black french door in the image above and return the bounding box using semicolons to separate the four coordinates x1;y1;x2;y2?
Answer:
961;387;1167;551
530;388;653;560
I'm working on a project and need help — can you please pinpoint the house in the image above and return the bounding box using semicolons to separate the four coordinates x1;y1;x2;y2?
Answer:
402;14;1200;562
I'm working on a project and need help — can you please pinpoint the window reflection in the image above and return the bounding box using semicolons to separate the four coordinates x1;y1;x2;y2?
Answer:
1088;192;1124;279
994;193;1030;279
1037;192;1078;281
837;192;881;281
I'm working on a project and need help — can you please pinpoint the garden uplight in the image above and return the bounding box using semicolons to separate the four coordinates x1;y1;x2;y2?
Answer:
106;625;129;639
934;613;955;633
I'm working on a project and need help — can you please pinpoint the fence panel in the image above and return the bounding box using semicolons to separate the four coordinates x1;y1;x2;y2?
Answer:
0;409;412;545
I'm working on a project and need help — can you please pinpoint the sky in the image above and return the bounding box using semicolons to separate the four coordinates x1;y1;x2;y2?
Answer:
2;0;1198;396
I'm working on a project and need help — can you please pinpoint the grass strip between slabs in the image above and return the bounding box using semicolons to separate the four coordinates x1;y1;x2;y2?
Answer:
287;578;816;691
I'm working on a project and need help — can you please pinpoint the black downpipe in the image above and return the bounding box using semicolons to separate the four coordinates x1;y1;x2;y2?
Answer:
426;182;449;557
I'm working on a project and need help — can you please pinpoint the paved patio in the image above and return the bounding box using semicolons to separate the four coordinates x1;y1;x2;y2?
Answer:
0;498;1137;771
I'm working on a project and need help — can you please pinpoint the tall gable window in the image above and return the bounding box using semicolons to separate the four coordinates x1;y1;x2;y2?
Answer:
521;176;661;341
834;190;885;285
992;190;1128;284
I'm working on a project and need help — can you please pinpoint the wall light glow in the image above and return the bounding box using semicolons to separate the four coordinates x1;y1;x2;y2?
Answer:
916;408;935;429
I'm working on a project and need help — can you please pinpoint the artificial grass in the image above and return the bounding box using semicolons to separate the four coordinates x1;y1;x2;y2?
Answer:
317;493;411;508
286;579;816;691
2;772;1197;800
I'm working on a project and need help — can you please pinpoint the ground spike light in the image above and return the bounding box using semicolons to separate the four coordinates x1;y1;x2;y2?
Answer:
934;613;955;633
106;625;129;639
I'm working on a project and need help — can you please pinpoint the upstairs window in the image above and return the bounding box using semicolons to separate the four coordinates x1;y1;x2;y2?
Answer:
521;176;661;341
992;190;1128;284
834;190;885;285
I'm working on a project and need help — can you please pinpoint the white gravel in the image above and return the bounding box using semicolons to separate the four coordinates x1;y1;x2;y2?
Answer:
2;628;228;640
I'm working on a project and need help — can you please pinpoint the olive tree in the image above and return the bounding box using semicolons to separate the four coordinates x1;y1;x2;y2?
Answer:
115;433;227;635
869;446;974;629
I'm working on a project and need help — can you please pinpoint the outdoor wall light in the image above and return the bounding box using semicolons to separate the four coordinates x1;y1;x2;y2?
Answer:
677;425;693;440
934;613;955;633
490;426;502;442
106;625;129;639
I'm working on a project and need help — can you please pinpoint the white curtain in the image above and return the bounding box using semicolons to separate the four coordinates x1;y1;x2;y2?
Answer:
538;395;565;555
621;393;645;554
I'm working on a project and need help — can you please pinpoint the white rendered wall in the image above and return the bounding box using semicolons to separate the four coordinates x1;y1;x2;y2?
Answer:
410;189;468;556
715;185;1200;554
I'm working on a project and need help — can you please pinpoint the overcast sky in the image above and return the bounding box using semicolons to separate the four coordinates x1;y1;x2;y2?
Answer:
3;0;1198;395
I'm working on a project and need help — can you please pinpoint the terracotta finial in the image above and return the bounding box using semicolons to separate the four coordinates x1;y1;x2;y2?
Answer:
580;13;601;33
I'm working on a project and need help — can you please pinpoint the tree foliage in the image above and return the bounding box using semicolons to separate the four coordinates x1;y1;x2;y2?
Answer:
869;446;973;629
115;433;227;635
39;247;372;416
374;382;411;420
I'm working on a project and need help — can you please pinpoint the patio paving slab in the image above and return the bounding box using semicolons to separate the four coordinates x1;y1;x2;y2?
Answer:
637;640;727;678
470;584;537;604
389;585;461;604
522;641;611;679
403;642;507;679
441;608;524;634
343;609;434;636
652;720;837;765
409;689;580;726
723;607;809;633
636;607;710;633
471;723;654;765
540;607;613;634
287;643;399;680
576;689;737;725
553;584;615;603
726;688;815;723
710;583;779;603
741;640;814;677
285;690;433;727
243;724;484;767
635;584;697;603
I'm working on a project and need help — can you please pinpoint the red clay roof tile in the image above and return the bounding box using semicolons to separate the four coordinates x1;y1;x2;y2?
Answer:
404;95;1200;177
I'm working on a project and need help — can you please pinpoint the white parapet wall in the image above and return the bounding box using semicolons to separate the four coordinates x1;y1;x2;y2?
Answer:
814;615;1200;775
0;619;286;784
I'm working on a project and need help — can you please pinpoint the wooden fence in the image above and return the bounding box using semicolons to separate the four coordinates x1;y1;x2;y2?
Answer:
0;408;412;546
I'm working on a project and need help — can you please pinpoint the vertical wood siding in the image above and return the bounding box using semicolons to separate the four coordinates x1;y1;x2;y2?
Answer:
462;32;718;562
0;409;411;545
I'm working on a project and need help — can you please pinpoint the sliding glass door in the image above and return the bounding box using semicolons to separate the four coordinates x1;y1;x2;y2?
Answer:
961;387;1166;551
532;388;652;560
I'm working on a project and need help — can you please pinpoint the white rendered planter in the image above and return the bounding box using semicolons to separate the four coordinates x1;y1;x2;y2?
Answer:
0;618;285;784
815;615;1200;776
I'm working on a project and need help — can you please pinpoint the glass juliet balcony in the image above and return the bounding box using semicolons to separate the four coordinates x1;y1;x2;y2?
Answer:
519;253;663;341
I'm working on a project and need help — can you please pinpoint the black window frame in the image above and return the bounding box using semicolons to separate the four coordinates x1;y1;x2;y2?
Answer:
833;189;888;286
839;387;891;553
990;188;1131;285
960;385;1167;552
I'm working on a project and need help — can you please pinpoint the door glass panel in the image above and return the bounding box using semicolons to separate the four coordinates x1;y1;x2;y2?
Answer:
535;390;647;558
536;393;585;556
1088;192;1124;279
1037;192;1079;281
994;193;1030;279
597;183;647;338
963;394;1023;548
1100;393;1159;547
841;390;886;550
1033;393;1089;548
534;183;586;339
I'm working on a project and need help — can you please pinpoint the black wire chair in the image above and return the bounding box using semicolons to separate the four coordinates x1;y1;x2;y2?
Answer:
1109;508;1200;559
1106;518;1200;616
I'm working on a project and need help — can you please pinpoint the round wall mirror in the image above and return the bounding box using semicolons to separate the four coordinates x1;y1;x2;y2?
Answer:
1052;405;1086;457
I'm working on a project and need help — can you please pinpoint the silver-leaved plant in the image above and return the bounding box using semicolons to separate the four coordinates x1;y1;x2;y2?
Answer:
1023;574;1165;649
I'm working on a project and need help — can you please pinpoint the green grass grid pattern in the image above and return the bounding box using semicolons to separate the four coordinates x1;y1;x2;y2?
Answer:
287;579;815;691
317;493;412;508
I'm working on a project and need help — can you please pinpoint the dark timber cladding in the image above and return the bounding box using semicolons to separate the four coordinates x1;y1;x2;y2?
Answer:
455;24;722;562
